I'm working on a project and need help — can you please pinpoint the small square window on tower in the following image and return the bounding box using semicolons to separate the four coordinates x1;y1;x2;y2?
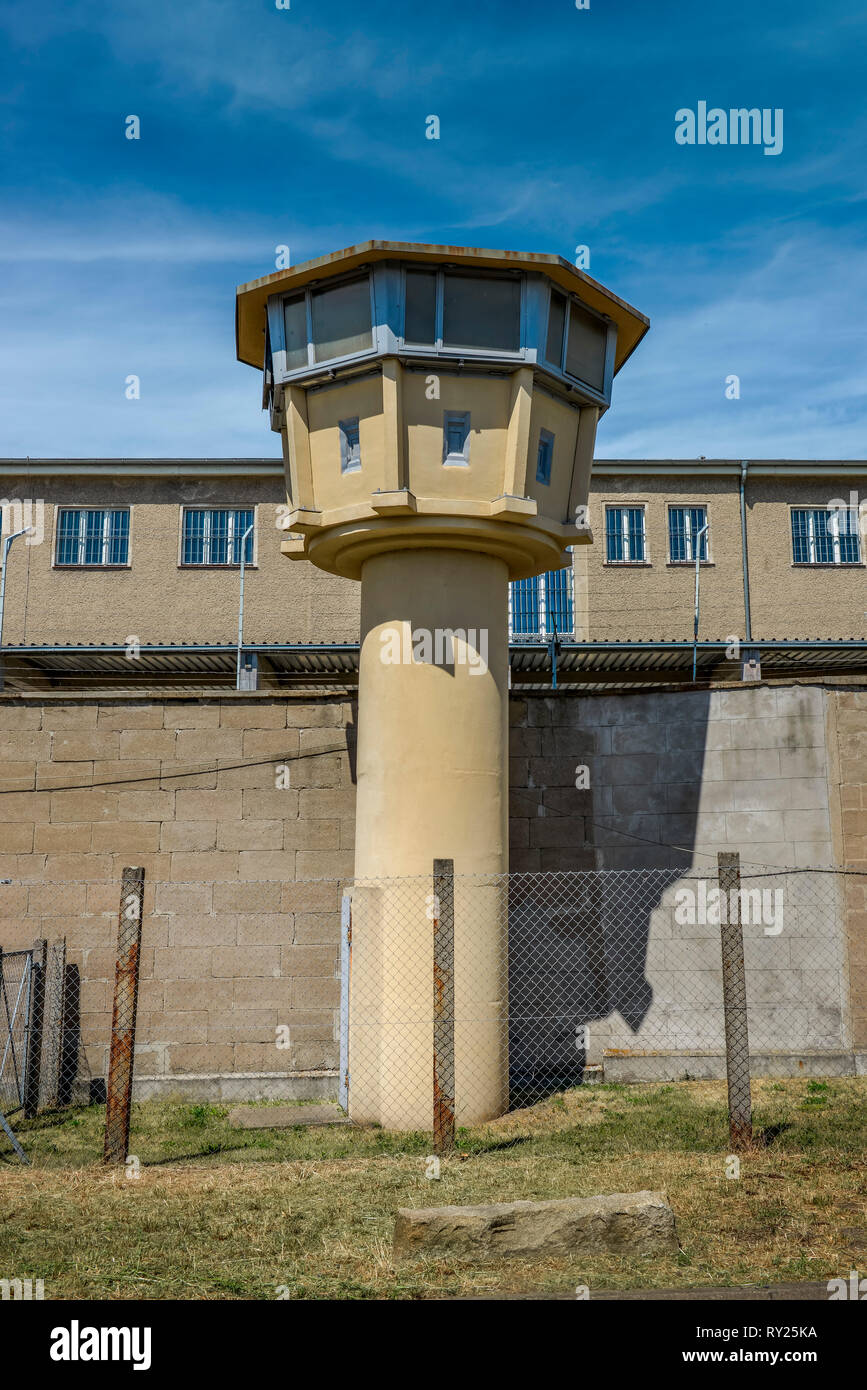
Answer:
443;410;471;466
339;417;362;473
536;429;555;485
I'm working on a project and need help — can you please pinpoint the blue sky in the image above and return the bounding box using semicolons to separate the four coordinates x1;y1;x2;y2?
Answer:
1;0;865;459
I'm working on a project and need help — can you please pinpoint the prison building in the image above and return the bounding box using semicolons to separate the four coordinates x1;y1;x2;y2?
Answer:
1;456;866;1102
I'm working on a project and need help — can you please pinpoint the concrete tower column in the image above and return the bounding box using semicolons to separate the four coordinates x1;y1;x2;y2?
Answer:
350;548;510;1126
355;548;509;878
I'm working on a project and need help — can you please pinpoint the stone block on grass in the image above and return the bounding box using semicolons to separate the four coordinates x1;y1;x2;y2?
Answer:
393;1190;677;1260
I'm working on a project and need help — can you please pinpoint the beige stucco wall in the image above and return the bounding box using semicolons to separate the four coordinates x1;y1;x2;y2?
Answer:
747;478;867;640
4;463;866;649
0;473;359;646
307;375;387;509
583;470;867;642
581;474;744;641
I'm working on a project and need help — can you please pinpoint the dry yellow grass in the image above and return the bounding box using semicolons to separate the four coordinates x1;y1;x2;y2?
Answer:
1;1078;864;1299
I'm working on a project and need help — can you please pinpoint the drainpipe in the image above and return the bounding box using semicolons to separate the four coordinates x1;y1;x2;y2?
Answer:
739;461;761;681
548;618;561;691
739;460;752;642
692;523;709;683
236;522;255;690
0;526;33;691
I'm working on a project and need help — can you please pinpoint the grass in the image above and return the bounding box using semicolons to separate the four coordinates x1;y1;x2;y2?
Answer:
1;1078;865;1300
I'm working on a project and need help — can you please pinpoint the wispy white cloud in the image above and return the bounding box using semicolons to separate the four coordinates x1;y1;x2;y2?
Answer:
1;0;865;460
599;229;867;459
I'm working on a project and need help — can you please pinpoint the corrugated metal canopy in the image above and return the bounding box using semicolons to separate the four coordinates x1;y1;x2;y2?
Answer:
2;641;867;693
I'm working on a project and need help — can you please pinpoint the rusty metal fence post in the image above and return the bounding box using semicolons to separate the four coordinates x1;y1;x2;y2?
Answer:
41;938;67;1110
718;852;753;1149
433;859;455;1154
104;867;144;1164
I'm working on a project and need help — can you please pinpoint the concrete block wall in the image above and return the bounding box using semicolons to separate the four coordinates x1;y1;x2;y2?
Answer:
829;689;867;1052
0;680;863;1097
0;695;355;1099
509;682;859;1080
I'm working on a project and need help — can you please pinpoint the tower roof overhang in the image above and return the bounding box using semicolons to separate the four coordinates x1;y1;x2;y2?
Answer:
235;240;649;373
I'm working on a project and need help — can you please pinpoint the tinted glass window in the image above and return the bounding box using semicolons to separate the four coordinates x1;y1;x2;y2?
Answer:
404;269;437;343
311;277;372;362
442;273;520;351
283;294;308;370
565;301;607;391
545;292;566;365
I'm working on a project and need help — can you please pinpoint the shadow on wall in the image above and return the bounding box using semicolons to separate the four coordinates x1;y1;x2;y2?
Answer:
507;689;711;1105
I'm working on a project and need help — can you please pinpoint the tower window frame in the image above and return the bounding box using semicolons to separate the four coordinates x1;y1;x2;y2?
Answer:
536;429;555;486
275;270;377;375
541;284;612;398
339;417;362;473
442;411;471;466
398;264;526;360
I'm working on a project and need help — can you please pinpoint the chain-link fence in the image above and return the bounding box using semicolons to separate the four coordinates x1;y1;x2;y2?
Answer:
0;947;32;1112
0;886;93;1160
0;937;87;1161
347;861;850;1143
0;861;857;1161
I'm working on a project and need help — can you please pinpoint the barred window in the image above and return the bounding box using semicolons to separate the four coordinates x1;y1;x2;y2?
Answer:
605;506;646;563
791;508;861;565
509;567;574;638
668;506;708;562
56;509;129;567
181;509;254;566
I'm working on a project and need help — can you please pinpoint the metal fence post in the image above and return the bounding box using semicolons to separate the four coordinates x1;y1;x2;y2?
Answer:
718;851;753;1149
23;940;46;1119
433;858;455;1154
338;892;351;1113
40;938;67;1110
103;867;145;1165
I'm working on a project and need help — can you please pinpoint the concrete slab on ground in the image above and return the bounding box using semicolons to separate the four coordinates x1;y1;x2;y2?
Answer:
227;1104;348;1129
